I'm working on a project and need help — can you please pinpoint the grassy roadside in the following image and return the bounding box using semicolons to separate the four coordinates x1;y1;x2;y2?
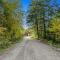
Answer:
0;39;23;55
48;40;60;48
40;39;60;48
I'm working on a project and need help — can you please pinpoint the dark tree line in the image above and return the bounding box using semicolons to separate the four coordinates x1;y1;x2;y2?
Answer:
27;0;60;44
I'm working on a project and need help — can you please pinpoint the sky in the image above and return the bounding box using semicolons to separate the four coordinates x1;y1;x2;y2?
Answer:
57;0;60;4
21;0;31;29
21;0;31;12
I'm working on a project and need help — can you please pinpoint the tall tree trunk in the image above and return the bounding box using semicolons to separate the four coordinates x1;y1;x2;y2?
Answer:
43;9;46;39
35;18;40;40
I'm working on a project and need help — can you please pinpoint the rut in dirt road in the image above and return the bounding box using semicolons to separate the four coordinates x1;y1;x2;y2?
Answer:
0;37;60;60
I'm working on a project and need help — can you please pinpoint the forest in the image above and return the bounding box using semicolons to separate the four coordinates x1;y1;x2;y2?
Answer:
27;0;60;47
0;0;23;50
0;0;60;52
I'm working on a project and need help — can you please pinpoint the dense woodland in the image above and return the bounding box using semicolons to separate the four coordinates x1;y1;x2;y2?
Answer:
0;0;60;50
27;0;60;46
0;0;23;49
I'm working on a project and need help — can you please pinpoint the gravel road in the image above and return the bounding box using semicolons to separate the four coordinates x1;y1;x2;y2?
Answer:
0;37;60;60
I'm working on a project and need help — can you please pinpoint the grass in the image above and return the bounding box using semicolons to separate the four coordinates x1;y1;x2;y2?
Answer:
0;38;23;55
40;39;60;48
48;40;60;48
0;45;11;55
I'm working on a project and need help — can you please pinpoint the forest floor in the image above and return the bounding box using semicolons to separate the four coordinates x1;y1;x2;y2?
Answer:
0;36;60;60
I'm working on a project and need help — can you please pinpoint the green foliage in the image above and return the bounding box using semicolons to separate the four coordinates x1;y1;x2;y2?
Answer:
27;0;51;39
49;18;60;33
0;0;23;49
27;0;60;46
48;18;60;42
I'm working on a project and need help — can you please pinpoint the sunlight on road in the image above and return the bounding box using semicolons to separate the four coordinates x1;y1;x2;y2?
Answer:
24;36;32;40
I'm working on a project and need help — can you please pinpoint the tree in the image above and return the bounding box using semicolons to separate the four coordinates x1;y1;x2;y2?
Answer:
0;0;23;48
27;0;52;39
